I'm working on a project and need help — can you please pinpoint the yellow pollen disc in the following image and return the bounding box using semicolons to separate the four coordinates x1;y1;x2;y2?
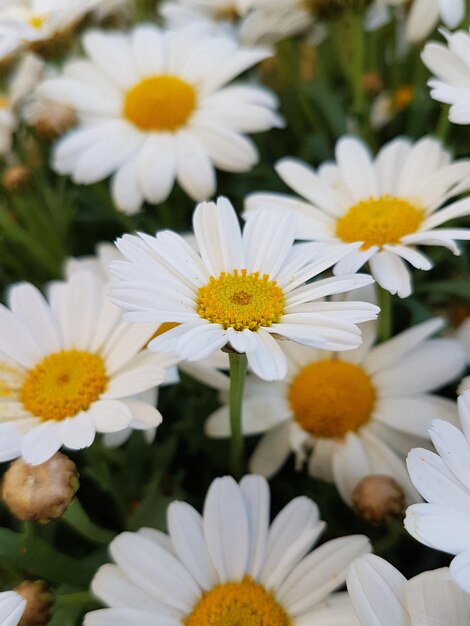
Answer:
289;360;375;438
336;195;424;250
197;269;284;331
21;350;108;422
28;14;45;29
123;76;196;132
0;95;9;110
183;577;292;626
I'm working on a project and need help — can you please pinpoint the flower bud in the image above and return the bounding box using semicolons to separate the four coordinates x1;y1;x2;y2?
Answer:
31;101;77;140
352;475;404;524
14;581;53;626
1;453;79;522
2;165;30;191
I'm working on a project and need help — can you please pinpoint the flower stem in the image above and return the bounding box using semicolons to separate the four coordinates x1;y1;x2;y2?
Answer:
228;352;248;478
376;284;392;342
349;11;366;131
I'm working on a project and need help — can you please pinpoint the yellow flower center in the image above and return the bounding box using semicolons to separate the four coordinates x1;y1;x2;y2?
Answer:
184;577;292;626
336;195;424;250
393;86;414;111
28;14;46;29
123;76;196;132
197;269;284;331
21;350;108;422
0;95;9;110
289;359;375;438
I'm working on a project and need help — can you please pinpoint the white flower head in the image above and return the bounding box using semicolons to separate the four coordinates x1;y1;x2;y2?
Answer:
205;315;465;504
245;135;470;298
422;28;470;126
38;23;282;214
110;196;379;381
0;591;26;626
0;52;43;157
0;271;177;466
0;0;102;60
347;555;470;625
406;0;465;43
85;474;368;625
405;389;470;594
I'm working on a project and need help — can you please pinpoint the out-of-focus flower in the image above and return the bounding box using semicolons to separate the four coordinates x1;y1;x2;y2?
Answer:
85;475;367;625
422;28;470;125
39;24;282;214
405;390;470;594
406;0;464;43
0;53;43;156
245;136;470;298
110;196;379;381
0;0;102;60
0;271;176;465
347;554;470;625
370;85;414;129
2;452;78;521
205;317;464;504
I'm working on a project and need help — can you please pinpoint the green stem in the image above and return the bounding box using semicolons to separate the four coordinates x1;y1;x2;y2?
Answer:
61;499;115;545
228;352;248;478
56;592;93;607
349;11;366;129
435;105;451;143
376;284;392;342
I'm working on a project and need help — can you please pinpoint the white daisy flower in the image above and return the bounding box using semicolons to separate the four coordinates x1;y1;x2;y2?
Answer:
0;0;101;60
245;136;470;298
37;24;282;214
0;52;43;156
0;271;177;466
109;196;379;381
422;28;470;126
405;390;470;594
85;474;368;626
205;317;465;504
64;243;181;449
406;0;465;43
347;554;470;625
0;591;25;626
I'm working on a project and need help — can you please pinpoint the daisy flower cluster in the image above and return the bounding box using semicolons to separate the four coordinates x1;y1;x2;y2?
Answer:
0;0;469;624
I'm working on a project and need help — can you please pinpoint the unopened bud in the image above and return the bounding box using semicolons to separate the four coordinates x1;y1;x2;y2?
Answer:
2;453;79;522
2;165;30;191
352;475;404;524
14;581;53;626
362;72;383;93
32;101;77;140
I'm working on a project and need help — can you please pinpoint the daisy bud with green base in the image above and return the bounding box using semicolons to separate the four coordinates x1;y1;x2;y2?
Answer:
2;453;79;522
352;475;404;524
14;581;53;626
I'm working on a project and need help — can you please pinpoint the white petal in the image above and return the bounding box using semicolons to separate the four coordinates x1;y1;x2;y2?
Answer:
203;476;250;582
21;421;62;465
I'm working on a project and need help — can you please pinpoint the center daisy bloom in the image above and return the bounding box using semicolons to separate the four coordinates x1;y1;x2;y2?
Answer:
347;555;470;625
109;197;379;381
38;24;282;215
245;136;470;298
85;475;369;626
0;271;176;466
205;317;465;504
